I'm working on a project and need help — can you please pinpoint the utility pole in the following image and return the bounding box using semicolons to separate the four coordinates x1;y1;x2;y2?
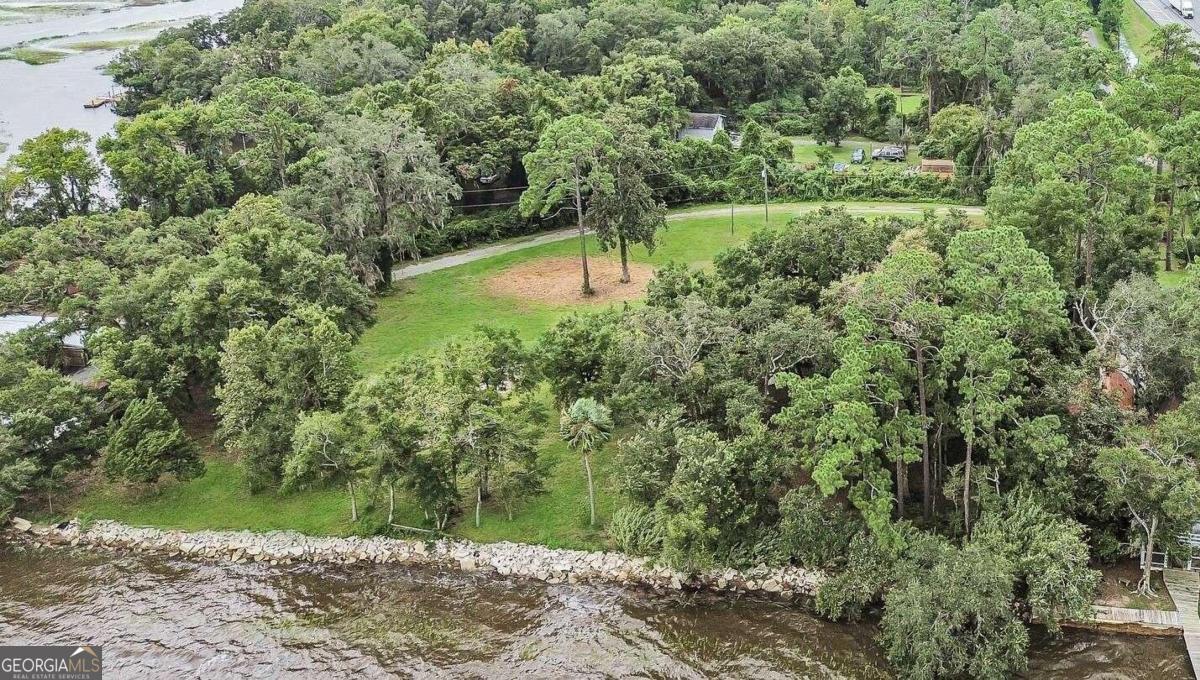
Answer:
761;157;770;226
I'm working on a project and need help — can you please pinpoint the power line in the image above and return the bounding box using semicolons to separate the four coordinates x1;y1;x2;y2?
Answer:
455;160;744;196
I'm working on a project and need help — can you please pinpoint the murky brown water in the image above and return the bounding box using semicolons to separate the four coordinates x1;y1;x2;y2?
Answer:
0;546;1189;678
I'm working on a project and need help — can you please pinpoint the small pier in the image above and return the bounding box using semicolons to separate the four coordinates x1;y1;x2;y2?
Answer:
1164;568;1200;678
83;95;116;109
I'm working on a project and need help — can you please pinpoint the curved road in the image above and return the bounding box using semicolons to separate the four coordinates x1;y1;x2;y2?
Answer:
393;202;984;280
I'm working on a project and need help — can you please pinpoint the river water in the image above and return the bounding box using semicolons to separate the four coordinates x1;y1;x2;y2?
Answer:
0;546;1189;678
0;0;240;159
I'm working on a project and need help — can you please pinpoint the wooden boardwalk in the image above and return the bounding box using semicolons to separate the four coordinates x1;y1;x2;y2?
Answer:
1092;604;1180;629
1164;568;1200;679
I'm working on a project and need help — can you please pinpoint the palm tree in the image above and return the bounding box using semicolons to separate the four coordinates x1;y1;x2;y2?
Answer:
559;397;613;527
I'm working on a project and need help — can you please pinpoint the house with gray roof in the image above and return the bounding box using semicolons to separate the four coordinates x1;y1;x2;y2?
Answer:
677;113;727;142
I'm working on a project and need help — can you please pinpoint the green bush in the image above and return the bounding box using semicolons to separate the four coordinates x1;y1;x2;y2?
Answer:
609;505;664;555
814;531;893;620
778;486;862;569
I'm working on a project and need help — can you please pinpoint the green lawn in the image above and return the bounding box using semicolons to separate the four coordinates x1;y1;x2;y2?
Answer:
868;86;923;116
74;390;623;550
70;200;971;547
789;136;919;169
356;201;969;371
1122;0;1157;59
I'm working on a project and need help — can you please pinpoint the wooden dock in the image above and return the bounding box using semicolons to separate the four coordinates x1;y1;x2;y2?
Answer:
1092;604;1180;629
1164;568;1200;678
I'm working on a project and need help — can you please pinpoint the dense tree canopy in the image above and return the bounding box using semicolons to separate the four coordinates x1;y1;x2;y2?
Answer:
6;2;1200;678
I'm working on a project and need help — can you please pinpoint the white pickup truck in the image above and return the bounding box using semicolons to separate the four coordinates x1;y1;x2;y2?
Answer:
1172;0;1195;20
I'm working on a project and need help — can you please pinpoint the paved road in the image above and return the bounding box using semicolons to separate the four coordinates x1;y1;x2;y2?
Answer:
392;202;984;280
1133;0;1200;39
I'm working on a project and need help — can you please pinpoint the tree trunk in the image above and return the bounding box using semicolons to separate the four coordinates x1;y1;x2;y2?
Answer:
1167;185;1177;272
574;176;593;296
917;351;931;521
895;458;906;518
584;453;596;527
963;438;973;536
618;234;631;283
1141;517;1158;595
348;480;358;522
375;246;394;292
388;483;395;525
475;484;482;528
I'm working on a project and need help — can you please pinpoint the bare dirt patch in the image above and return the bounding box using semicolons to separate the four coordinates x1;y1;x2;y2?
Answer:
485;256;654;305
1095;558;1176;610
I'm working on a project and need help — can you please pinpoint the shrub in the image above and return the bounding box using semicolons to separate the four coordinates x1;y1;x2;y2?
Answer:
879;543;1029;680
609;505;664;555
104;395;203;485
814;531;893;620
615;411;683;506
778;486;862;569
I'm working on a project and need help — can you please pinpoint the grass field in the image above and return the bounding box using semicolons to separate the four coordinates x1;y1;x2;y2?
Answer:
868;86;923;116
69;200;973;547
1122;0;1158;59
74;391;621;550
356;201;972;371
789;135;918;168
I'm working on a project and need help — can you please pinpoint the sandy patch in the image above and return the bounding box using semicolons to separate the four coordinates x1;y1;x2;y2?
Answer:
485;257;653;305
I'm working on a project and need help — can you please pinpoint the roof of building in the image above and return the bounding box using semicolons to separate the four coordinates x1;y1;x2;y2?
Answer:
0;314;85;348
684;112;724;130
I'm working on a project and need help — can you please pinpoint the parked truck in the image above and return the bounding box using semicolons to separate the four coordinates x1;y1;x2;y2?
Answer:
1172;0;1195;20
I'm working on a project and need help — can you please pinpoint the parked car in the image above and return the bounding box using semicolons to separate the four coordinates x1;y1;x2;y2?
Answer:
832;163;848;173
872;145;906;162
851;148;865;164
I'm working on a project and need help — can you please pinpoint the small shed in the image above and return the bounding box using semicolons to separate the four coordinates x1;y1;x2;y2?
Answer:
678;113;726;142
919;159;956;178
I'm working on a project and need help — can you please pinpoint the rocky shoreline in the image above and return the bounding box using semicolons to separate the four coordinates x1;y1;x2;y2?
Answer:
4;517;825;598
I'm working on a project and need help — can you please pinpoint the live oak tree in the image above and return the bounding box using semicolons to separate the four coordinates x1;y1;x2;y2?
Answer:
99;104;233;220
284;410;364;521
520;114;616;296
2;128;100;222
0;429;36;521
1094;404;1200;594
0;352;106;511
216;306;357;491
285;109;460;290
880;540;1029;679
210;77;326;192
